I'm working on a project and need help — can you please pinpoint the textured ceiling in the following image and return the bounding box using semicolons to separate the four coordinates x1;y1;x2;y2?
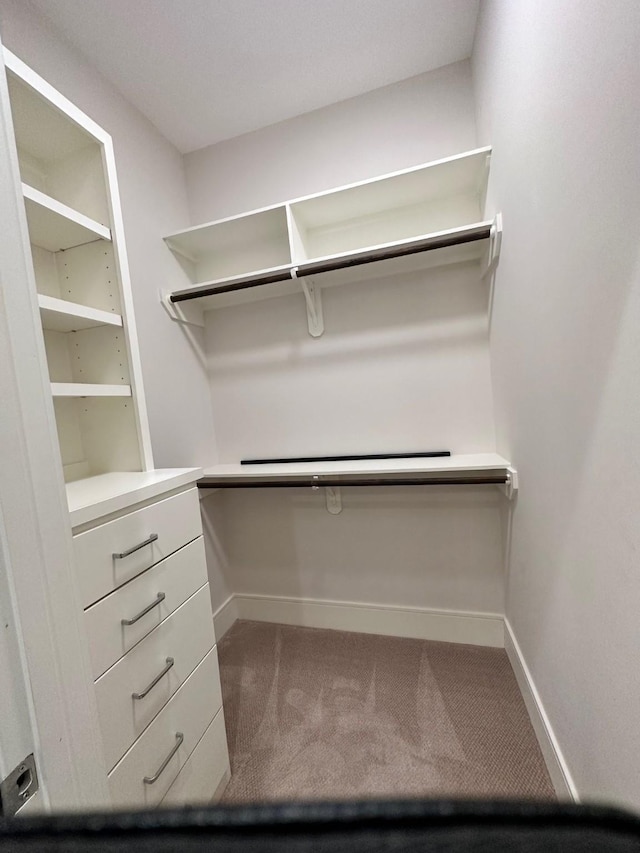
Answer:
29;0;479;153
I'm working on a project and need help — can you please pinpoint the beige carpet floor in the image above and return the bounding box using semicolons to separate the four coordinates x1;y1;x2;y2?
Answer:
217;620;555;803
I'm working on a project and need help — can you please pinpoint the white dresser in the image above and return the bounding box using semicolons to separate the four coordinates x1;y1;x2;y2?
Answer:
73;481;230;808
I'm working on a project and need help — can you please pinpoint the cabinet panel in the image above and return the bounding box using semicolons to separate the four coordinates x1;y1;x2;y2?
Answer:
74;487;201;606
95;584;215;770
85;536;208;679
160;708;229;807
108;648;222;809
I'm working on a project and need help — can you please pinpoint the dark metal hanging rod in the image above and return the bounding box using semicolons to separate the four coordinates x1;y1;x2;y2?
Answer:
241;451;451;465
170;223;491;304
198;474;508;489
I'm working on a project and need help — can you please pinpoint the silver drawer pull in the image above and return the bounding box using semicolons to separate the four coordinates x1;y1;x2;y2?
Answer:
121;592;165;626
113;533;158;560
143;732;183;785
132;657;174;700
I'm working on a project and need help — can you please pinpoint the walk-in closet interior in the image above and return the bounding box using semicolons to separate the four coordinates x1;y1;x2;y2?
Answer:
0;0;638;818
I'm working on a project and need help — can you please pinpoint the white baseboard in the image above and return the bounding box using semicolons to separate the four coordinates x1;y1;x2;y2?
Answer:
216;593;504;647
504;619;578;801
213;595;239;641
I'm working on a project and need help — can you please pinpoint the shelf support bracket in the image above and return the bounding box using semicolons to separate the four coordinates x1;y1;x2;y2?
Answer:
294;268;324;337
500;466;518;500
311;476;342;514
160;290;204;328
325;486;342;515
482;212;503;280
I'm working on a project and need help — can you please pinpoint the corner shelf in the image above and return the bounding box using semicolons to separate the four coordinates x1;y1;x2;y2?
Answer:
38;294;123;332
50;382;131;397
23;182;111;252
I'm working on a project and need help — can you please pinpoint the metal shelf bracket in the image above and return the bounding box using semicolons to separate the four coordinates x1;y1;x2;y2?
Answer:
294;268;324;337
311;476;342;514
325;486;342;514
482;212;503;280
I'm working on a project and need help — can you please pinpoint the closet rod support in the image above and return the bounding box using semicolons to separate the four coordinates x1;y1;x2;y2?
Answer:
482;212;503;280
160;290;204;327
311;476;342;513
294;268;324;337
500;466;518;500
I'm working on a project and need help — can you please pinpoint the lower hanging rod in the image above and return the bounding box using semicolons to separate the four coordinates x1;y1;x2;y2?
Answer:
198;474;508;489
170;223;491;304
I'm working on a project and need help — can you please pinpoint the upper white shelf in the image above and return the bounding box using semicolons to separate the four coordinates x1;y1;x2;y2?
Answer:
23;183;111;252
199;453;517;496
38;294;123;332
164;146;494;313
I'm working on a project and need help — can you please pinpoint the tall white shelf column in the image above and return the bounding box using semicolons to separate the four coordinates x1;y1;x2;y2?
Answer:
4;47;154;492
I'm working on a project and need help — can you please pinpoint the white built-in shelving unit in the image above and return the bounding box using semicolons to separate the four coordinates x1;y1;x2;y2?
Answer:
2;48;230;809
163;146;501;332
164;143;512;494
5;49;153;490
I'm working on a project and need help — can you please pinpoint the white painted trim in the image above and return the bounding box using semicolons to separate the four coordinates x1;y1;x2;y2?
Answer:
213;595;240;641
504;619;578;801
217;593;504;647
101;127;155;472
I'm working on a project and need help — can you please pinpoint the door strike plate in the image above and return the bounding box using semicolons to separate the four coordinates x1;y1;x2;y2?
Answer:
0;754;39;817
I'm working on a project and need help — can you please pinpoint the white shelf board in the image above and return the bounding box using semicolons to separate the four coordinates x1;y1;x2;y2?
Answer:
23;183;111;252
51;382;131;397
290;147;491;230
66;468;203;528
38;294;122;332
201;453;513;481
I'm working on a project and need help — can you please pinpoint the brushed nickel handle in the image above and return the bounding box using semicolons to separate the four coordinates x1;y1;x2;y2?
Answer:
132;657;174;700
113;533;158;559
143;732;183;785
121;592;165;626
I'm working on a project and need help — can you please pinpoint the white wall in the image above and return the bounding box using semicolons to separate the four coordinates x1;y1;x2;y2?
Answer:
206;263;495;462
0;0;218;468
473;0;640;809
185;61;477;222
187;61;507;628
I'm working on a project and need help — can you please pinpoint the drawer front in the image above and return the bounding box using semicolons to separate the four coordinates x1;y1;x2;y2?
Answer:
160;708;229;807
108;647;222;809
96;584;215;770
85;537;208;679
74;487;202;607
